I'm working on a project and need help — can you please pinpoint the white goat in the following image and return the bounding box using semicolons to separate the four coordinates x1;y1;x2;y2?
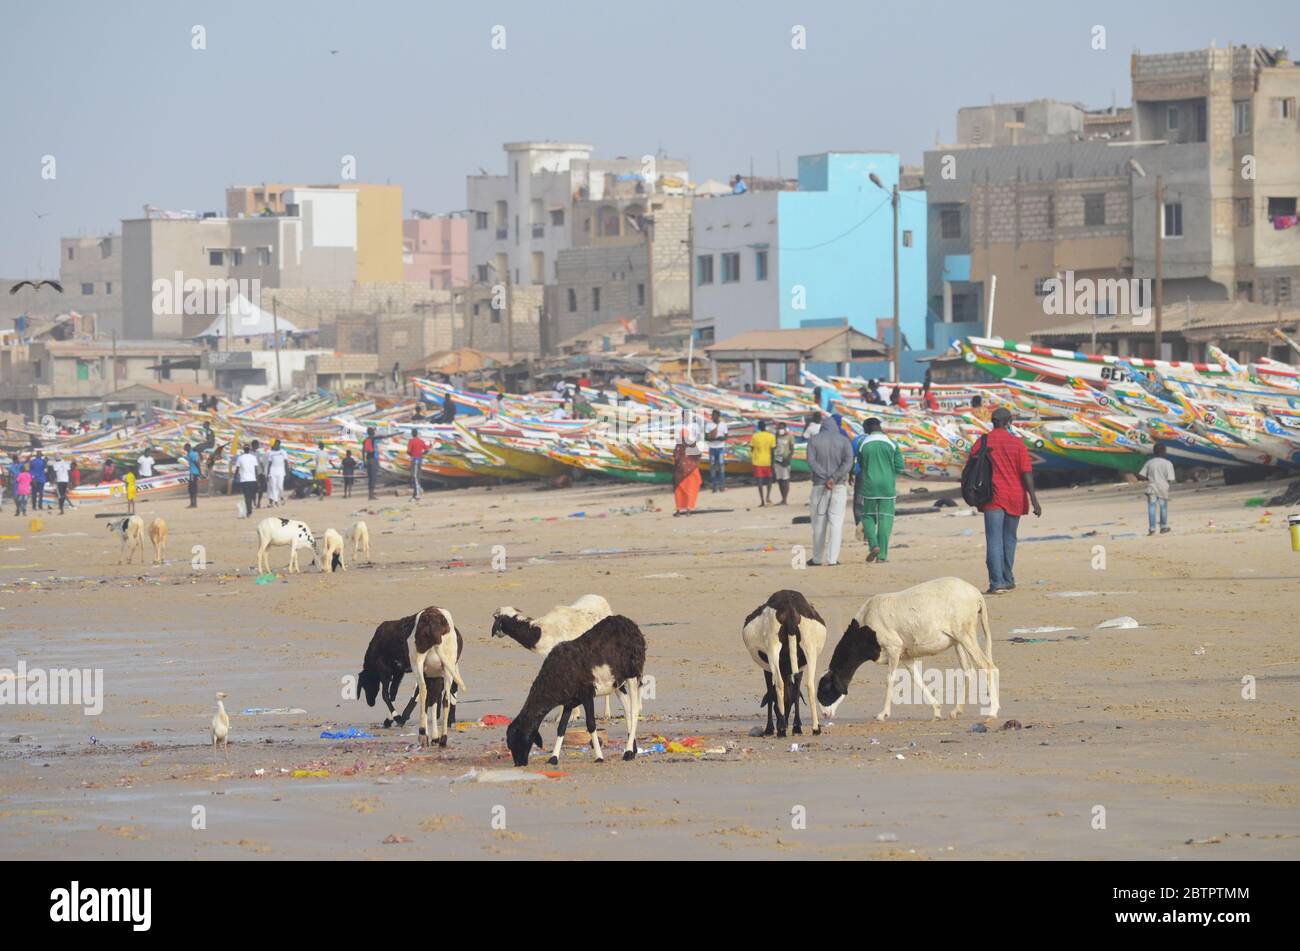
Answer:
109;516;145;564
492;594;614;717
148;517;168;565
322;528;346;572
349;520;371;563
816;577;999;721
255;517;318;574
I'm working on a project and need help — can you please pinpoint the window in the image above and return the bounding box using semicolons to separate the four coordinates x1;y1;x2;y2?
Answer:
1235;198;1253;228
490;303;502;324
721;252;740;283
1234;101;1251;136
567;288;577;312
1084;193;1106;227
81;282;94;295
1278;277;1292;302
1236;281;1254;302
550;209;564;226
476;264;490;282
258;247;272;266
1163;202;1183;238
696;254;714;285
1046;194;1055;230
67;246;74;260
1014;108;1025;124
105;282;112;295
100;238;112;258
592;287;601;312
209;250;224;266
755;249;769;281
940;209;961;240
1167;106;1179;131
1267;197;1297;222
76;360;90;381
902;230;913;248
1033;277;1054;297
475;211;489;230
231;249;243;266
1270;98;1296;120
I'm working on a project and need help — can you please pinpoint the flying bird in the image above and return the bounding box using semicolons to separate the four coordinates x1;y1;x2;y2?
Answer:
9;279;63;295
329;49;340;55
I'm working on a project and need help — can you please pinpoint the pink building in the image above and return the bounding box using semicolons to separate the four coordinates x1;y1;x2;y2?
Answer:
403;215;469;289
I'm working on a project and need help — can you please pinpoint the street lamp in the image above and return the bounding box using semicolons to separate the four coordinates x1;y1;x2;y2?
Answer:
870;172;902;384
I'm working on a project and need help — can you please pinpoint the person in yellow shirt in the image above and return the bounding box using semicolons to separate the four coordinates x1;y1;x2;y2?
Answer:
124;470;137;515
750;419;777;507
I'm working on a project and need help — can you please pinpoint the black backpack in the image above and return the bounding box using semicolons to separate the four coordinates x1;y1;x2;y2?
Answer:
961;435;995;508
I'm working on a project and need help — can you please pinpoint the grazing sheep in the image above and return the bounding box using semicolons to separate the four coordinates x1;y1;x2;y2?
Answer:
409;607;468;747
349;520;371;563
358;617;417;728
356;607;466;741
109;516;145;564
322;528;346;572
506;615;645;767
255;516;318;574
816;577;999;722
148;517;168;565
742;590;827;737
492;594;614;718
212;691;230;756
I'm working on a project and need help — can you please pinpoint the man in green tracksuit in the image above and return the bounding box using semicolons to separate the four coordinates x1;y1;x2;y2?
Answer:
857;417;905;563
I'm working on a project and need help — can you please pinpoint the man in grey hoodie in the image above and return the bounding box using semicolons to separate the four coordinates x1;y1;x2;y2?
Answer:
806;417;854;565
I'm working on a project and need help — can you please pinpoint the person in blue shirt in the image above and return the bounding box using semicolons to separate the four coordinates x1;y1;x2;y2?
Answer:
185;443;202;508
731;174;747;194
28;451;47;511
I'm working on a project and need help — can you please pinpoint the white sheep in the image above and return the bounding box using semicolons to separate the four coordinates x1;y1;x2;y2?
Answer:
255;517;318;574
148;517;168;565
322;528;346;572
408;607;468;747
109;516;145;564
349;520;371;564
816;577;999;722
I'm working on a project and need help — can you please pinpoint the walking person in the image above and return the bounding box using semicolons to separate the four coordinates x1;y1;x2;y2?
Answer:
15;464;31;516
234;442;261;517
362;427;380;500
29;451;47;511
51;452;71;515
185;443;201;508
772;421;795;505
806;416;853;566
672;428;702;516
857;418;905;563
266;439;288;506
749;419;776;506
124;469;137;516
970;407;1042;594
1139;442;1175;535
255;441;269;509
407;429;430;500
312;441;330;499
341;451;357;498
705;409;728;493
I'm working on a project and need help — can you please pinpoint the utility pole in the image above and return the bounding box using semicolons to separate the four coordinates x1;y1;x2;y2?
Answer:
644;215;655;337
891;183;901;384
503;266;513;363
271;294;283;393
1153;175;1165;359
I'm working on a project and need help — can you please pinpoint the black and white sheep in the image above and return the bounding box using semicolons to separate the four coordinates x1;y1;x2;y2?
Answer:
109;515;145;564
357;607;467;744
742;590;827;737
255;516;318;574
505;614;645;767
492;593;614;717
816;577;999;722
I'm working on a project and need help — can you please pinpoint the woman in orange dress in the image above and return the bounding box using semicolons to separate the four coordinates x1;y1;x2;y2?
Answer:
672;428;702;516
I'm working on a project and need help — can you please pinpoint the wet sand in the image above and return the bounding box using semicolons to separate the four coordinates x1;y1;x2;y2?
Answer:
1;474;1298;859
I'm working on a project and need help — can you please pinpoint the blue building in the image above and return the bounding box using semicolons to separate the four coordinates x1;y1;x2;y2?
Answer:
692;151;932;381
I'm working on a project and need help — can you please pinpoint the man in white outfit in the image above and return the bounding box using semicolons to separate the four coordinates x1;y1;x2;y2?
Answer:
266;439;289;506
805;417;854;566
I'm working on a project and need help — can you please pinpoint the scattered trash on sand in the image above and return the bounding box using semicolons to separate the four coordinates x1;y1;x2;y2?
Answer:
644;572;684;579
1000;719;1024;731
383;834;409;844
875;833;898;842
970;723;989;733
479;713;510;727
292;769;329;778
254;573;277;585
1009;626;1076;634
242;707;306;716
452;768;548;784
1009;634;1088;644
1096;616;1140;630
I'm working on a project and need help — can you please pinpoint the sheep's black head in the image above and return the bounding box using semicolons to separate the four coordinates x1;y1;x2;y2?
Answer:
358;669;381;707
817;618;881;719
817;669;848;710
330;550;342;572
490;608;516;638
505;716;545;767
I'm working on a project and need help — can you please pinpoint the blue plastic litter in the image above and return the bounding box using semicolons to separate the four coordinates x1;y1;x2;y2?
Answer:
320;727;374;740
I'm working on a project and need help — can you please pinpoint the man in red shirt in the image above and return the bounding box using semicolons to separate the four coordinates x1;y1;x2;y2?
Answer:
406;430;430;501
971;407;1042;593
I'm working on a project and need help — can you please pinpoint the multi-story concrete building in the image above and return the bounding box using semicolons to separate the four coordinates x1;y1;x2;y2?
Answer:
956;99;1089;147
59;234;124;337
121;188;360;339
226;183;404;283
402;214;469;289
690;151;927;376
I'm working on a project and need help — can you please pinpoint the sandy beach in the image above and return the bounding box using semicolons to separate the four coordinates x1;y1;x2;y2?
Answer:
1;474;1297;860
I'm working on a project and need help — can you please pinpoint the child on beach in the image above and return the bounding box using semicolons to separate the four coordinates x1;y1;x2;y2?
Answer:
1138;442;1175;535
341;450;357;498
124;470;137;515
15;465;31;516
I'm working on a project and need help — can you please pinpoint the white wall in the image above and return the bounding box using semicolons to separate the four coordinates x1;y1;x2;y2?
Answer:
690;192;781;341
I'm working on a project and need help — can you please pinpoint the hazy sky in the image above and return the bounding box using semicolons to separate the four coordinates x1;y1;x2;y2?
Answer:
1;0;1295;276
